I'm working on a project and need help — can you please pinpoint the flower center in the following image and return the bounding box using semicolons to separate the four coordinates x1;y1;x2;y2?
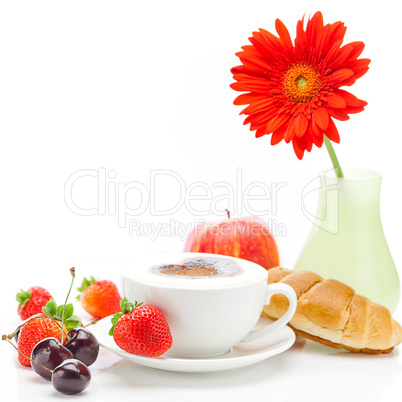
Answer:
283;64;321;103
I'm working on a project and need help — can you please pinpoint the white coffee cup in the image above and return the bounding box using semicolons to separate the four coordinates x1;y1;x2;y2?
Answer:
121;252;297;358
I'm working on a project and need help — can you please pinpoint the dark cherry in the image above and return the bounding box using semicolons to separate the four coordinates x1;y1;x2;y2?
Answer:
64;327;99;366
31;338;74;380
52;359;91;395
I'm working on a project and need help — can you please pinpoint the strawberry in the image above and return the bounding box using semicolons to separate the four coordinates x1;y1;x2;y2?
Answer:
77;276;121;319
109;298;172;357
16;313;64;367
15;297;82;367
16;286;52;320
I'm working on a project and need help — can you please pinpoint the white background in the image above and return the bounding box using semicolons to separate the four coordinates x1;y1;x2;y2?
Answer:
1;1;401;401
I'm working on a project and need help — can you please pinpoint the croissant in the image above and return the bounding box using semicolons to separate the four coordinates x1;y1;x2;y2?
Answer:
262;267;402;353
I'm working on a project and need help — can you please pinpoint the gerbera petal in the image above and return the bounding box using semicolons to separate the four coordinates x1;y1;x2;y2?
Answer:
301;127;313;152
313;107;329;131
231;80;270;93
249;33;281;63
326;107;350;121
329;69;354;83
345;58;371;71
306;12;323;45
295;15;308;49
275;18;293;48
331;44;353;68
308;123;324;147
237;55;272;73
231;66;265;79
271;124;287;145
343;105;366;114
315;24;332;55
319;22;346;56
335;89;365;107
292;137;305;160
324;118;340;143
248;109;278;126
257;29;282;52
240;98;275;114
255;127;267;138
294;113;309;138
310;118;322;137
330;22;347;46
265;113;290;134
314;135;324;148
352;66;370;80
305;137;313;152
327;93;347;108
233;92;267;106
284;116;297;142
341;77;357;87
325;39;344;63
348;41;365;60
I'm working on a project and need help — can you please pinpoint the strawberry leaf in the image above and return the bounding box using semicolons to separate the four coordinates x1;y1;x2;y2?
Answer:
65;315;82;331
42;298;81;333
55;304;74;321
120;297;134;314
76;276;96;300
16;289;32;308
108;298;143;336
55;305;64;319
64;303;74;319
109;312;124;336
42;298;57;318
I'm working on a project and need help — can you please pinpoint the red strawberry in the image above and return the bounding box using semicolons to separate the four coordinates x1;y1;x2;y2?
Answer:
16;286;52;320
16;314;65;367
110;298;172;357
77;276;121;319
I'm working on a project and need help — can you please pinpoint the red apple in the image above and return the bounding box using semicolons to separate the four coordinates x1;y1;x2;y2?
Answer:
184;210;279;270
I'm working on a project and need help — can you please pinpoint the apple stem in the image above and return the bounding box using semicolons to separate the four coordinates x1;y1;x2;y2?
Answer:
2;336;53;373
225;209;231;219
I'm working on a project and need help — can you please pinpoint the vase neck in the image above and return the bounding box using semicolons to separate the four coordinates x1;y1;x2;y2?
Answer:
319;175;382;208
313;169;383;234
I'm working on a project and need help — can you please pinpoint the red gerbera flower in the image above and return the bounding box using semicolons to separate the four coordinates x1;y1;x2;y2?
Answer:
231;12;370;160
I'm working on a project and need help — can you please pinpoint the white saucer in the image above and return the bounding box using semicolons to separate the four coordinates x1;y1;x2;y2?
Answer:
91;316;296;373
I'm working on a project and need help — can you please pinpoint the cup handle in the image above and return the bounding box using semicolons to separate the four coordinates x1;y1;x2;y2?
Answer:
240;283;297;343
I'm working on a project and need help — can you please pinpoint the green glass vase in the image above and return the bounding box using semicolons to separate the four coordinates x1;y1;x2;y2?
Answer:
294;168;400;313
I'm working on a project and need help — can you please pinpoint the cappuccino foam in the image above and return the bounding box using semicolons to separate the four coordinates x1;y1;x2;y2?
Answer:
128;253;268;288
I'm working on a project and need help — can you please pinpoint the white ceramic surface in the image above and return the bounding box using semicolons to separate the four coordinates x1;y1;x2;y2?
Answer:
91;315;296;373
121;252;297;357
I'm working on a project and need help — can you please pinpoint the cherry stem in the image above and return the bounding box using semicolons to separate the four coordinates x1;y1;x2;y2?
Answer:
84;318;99;327
53;319;71;341
225;209;231;219
61;267;75;344
6;322;29;340
2;336;53;373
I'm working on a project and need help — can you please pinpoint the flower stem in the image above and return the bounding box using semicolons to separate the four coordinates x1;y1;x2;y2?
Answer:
324;136;344;178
